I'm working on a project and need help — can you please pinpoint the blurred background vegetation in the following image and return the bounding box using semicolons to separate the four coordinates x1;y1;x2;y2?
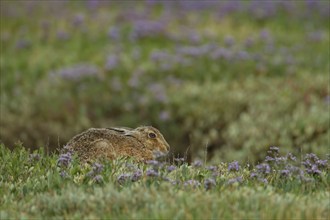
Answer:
0;0;329;163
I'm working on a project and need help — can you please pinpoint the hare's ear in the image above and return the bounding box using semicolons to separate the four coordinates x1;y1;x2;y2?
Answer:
123;130;139;139
107;127;133;133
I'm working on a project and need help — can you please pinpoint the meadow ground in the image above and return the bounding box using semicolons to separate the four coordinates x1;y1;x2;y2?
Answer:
0;145;329;219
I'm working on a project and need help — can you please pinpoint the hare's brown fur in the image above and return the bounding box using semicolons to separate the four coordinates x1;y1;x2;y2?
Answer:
65;126;170;162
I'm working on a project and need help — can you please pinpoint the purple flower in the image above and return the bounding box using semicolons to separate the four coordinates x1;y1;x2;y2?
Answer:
93;175;103;184
210;47;233;60
146;160;163;170
280;169;291;177
105;55;119;71
146;169;159;177
50;64;99;81
57;153;72;167
256;163;271;174
131;170;142;182
130;20;167;40
148;83;168;103
15;39;31;49
250;172;258;178
192;160;203;168
60;170;69;179
56;30;70;41
117;173;131;185
108;26;120;40
259;29;271;42
316;159;328;168
265;156;275;162
258;178;268;184
306;165;322;175
204;178;216;190
286;153;296;161
170;179;180;186
206;165;217;172
236;50;250;61
72;14;84;27
184;180;201;188
153;151;167;159
159;111;170;121
92;162;103;174
227;176;243;185
167;165;176;173
268;146;280;154
228;161;240;172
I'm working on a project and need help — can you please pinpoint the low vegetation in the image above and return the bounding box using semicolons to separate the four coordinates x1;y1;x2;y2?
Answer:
0;144;328;219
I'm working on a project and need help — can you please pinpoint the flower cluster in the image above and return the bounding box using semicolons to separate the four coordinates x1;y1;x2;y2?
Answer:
50;64;99;81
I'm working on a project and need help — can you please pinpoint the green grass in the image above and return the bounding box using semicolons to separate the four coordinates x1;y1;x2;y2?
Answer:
0;144;328;219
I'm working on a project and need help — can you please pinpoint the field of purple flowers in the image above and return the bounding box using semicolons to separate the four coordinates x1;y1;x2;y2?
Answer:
0;144;329;218
1;1;329;161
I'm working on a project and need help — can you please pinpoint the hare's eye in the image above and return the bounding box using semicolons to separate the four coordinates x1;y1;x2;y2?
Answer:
148;132;156;139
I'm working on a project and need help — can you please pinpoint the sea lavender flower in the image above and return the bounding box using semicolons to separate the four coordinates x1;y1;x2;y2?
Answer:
286;153;296;161
316;159;328;168
170;179;180;186
105;55;119;71
206;165;217;172
72;14;84;27
256;163;271;174
228;161;240;172
130;20;167;40
56;30;70;41
148;83;168;103
51;64;99;81
93;175;103;184
236;50;250;61
184;180;201;188
108;26;120;40
204;178;216;190
117;173;131;185
131;170;142;182
192;160;203;168
258;178;268;184
259;29;271;42
167;165;176;173
60;170;69;179
250;172;258;178
210;47;233;61
306;165;322;175
146;160;163;170
265;156;275;162
153;151;167;159
15;39;31;49
92;162;104;174
268;146;280;155
159;111;170;121
57;152;72;168
227;176;243;185
280;169;291;177
146;169;159;177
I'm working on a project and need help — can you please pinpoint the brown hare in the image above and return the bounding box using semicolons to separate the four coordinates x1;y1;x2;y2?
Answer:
65;126;170;162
